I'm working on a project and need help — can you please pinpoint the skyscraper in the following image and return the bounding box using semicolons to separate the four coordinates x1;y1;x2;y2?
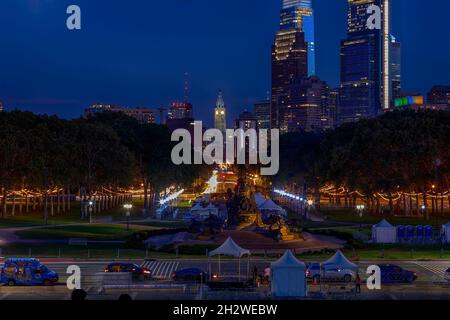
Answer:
214;90;227;136
281;0;316;76
271;1;309;131
253;100;271;130
339;0;399;124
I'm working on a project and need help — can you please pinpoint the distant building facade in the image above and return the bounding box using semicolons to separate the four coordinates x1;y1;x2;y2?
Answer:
277;76;329;132
84;104;156;124
253;100;271;130
427;86;450;110
168;102;193;120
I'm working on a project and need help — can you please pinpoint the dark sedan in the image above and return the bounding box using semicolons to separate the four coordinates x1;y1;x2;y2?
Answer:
104;263;152;280
171;268;207;282
379;264;417;284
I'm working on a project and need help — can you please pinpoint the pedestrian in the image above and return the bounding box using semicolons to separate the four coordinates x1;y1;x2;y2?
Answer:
355;273;362;294
252;265;258;284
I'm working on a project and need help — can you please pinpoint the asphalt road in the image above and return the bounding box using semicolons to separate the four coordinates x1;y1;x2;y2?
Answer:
0;259;449;300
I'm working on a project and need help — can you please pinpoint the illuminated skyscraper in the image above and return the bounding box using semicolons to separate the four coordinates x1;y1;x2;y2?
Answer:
214;90;227;136
340;0;399;124
271;1;309;131
281;0;315;76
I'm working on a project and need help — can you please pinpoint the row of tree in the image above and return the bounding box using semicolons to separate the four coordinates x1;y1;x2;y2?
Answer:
274;110;450;219
0;111;205;220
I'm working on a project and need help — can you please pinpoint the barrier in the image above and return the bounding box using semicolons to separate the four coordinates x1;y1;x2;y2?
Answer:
68;238;88;246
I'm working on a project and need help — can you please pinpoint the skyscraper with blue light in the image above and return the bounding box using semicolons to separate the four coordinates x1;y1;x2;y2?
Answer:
281;0;315;76
339;0;400;124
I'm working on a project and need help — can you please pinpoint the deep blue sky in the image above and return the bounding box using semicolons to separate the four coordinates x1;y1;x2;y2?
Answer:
1;0;449;127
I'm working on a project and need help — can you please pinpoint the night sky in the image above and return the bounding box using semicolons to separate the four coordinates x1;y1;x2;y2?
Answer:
1;0;449;127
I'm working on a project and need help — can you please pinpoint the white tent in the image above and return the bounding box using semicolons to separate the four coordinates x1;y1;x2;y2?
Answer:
372;219;397;244
190;202;218;220
208;237;250;280
254;192;266;207
442;222;450;243
259;199;287;218
271;250;307;298
322;250;358;271
209;237;250;257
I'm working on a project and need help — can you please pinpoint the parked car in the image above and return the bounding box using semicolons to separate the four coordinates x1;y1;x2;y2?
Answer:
445;267;450;281
0;258;58;286
379;264;417;283
171;268;207;282
104;262;151;280
306;262;354;283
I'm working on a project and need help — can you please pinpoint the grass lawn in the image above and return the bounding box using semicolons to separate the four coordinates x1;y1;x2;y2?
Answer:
295;246;450;261
0;243;205;260
0;201;152;229
321;207;450;227
130;219;189;229
15;224;158;241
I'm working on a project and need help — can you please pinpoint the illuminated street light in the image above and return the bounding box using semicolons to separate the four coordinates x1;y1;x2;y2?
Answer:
123;203;133;231
356;204;365;230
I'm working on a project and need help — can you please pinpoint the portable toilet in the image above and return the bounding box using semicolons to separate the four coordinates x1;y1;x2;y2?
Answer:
406;226;414;240
416;226;424;240
424;226;433;241
397;226;405;242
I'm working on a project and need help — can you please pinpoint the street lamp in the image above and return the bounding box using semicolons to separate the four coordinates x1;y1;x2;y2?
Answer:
123;203;133;231
356;205;365;230
88;200;94;223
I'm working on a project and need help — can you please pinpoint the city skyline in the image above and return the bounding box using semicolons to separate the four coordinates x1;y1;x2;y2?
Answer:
0;0;449;127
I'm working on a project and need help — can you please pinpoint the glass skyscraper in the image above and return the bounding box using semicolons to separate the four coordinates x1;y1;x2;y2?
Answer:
339;0;400;124
280;0;315;76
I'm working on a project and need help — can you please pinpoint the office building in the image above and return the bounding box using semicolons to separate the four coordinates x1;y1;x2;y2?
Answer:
84;104;156;124
253;100;271;130
427;86;450;110
168;102;193;120
271;1;309;130
340;0;399;124
277;76;329;132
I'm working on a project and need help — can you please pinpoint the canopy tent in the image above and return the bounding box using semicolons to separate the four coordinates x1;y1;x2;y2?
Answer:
442;222;450;243
209;237;250;258
322;250;358;271
271;250;307;297
372;219;397;244
254;192;266;207
259;199;287;219
190;202;219;220
208;237;250;281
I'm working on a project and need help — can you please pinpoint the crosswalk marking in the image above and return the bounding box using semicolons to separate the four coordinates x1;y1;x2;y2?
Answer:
141;260;179;279
415;262;449;279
